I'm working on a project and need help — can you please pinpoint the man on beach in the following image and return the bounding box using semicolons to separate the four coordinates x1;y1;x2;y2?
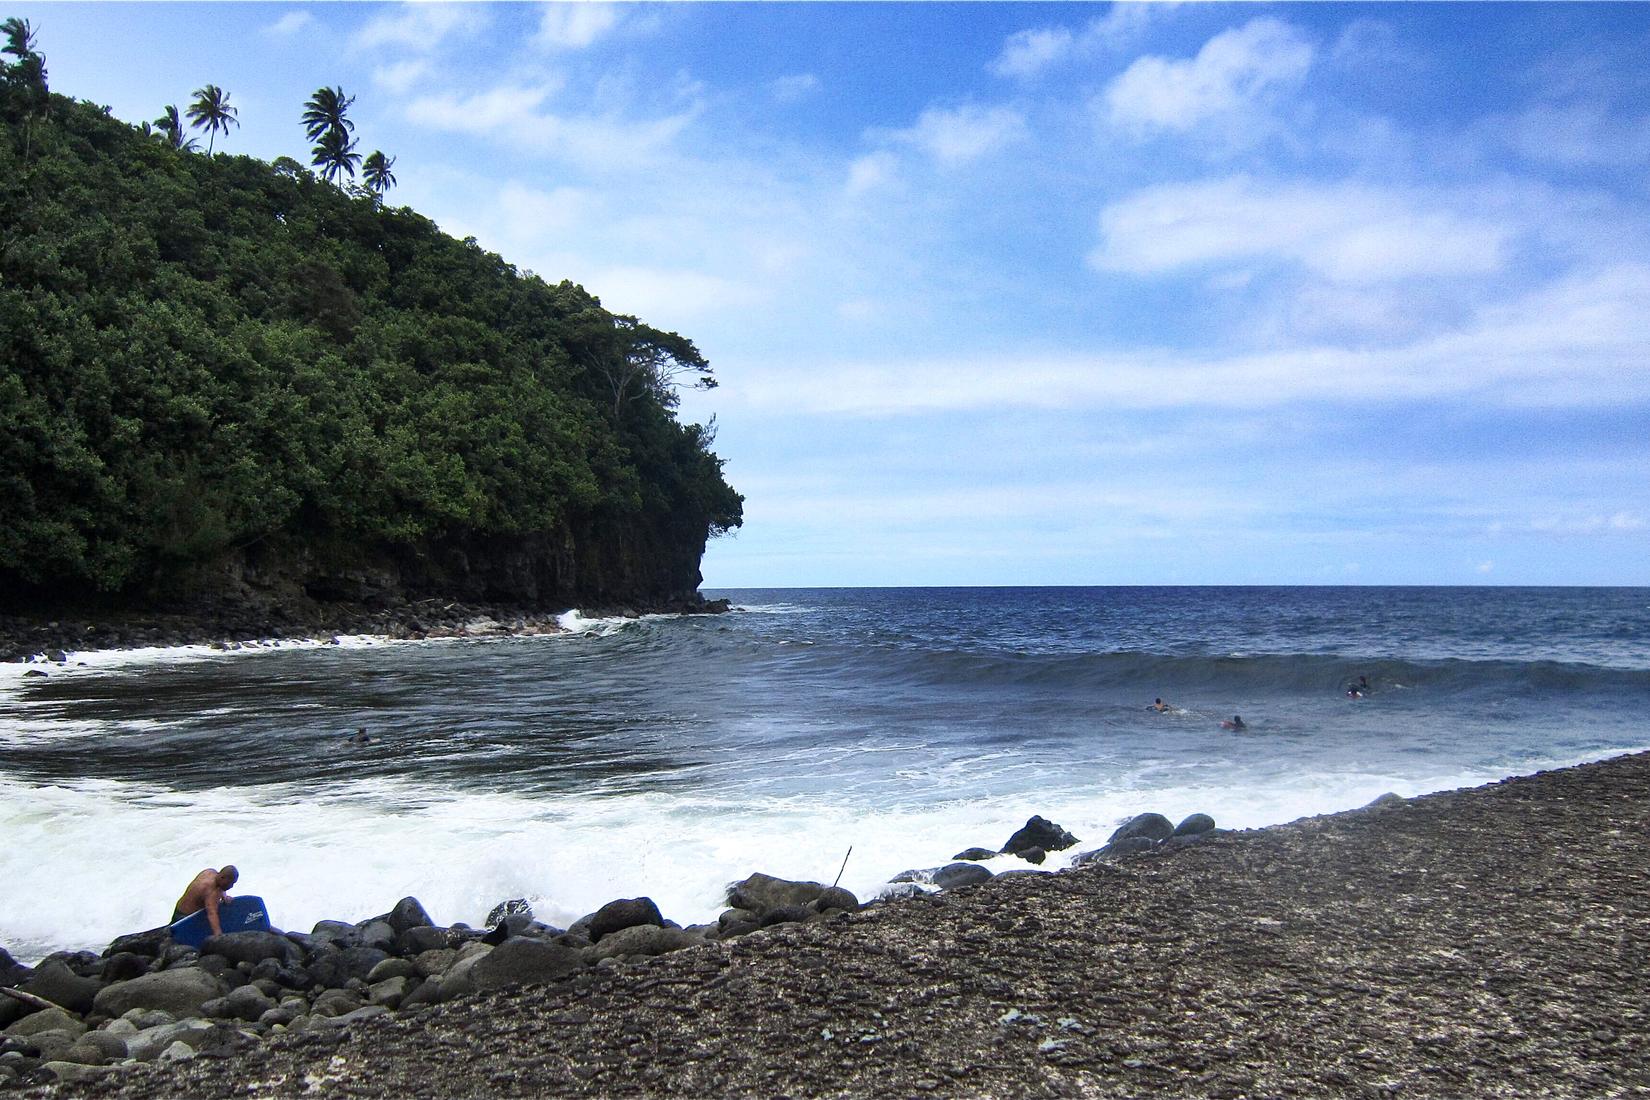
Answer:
172;865;238;936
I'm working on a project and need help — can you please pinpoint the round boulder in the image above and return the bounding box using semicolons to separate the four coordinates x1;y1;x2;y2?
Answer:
1173;813;1216;836
20;959;103;1015
470;937;584;991
586;925;696;962
952;847;998;862
202;931;303;969
384;897;433;934
585;897;664;943
92;968;227;1020
485;899;532;927
1108;812;1175;844
932;863;994;890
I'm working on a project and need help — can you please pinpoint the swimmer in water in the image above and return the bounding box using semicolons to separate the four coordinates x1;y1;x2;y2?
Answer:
1151;697;1170;713
346;727;376;744
1347;674;1370;698
1221;715;1246;730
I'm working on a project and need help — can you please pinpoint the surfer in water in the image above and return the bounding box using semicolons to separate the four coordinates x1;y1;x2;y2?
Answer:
1347;675;1370;698
1151;697;1170;713
1221;715;1246;731
172;865;238;936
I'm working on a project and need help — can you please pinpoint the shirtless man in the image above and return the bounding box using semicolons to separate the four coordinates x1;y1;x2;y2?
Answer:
172;866;238;935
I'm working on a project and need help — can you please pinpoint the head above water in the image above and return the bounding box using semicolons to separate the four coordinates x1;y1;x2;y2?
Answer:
217;865;239;889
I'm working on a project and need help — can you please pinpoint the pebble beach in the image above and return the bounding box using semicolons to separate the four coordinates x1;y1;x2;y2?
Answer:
12;749;1647;1099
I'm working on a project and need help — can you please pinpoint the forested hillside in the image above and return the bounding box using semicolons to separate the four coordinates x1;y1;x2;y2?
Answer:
0;29;742;614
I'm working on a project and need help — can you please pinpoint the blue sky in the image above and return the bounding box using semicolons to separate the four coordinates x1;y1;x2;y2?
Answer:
21;2;1650;586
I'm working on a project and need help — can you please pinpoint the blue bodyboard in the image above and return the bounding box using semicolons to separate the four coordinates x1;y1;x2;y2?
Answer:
169;895;273;949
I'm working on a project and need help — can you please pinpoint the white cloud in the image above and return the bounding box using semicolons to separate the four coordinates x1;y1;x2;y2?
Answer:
264;11;314;37
769;73;821;104
845;151;897;196
497;182;597;239
990;28;1074;79
355;2;483;52
726;263;1650;416
1506;103;1650;168
372;59;432;95
534;3;621;51
991;4;1178;79
1103;17;1313;134
405;85;697;171
884;104;1026;167
585;266;762;324
1092;176;1510;284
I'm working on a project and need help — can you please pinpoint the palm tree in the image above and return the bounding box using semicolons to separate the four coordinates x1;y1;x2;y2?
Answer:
186;84;238;154
311;125;361;184
2;15;38;61
362;150;397;201
301;86;354;142
3;17;48;161
153;105;200;152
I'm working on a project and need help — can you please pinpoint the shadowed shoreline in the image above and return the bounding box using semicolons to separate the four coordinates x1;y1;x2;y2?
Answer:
31;749;1650;1099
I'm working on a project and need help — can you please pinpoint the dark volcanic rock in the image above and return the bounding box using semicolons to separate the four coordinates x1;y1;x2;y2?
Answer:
952;847;998;862
1108;812;1175;844
1000;815;1079;855
1073;836;1161;865
1173;812;1216;836
1017;846;1047;865
202;931;303;969
470;938;584;991
725;873;839;917
20;958;103;1015
395;926;454;957
485;899;533;927
100;952;150;984
103;927;173;959
307;947;389;989
381;897;433;935
584;898;665;943
0;946;28;988
931;863;994;890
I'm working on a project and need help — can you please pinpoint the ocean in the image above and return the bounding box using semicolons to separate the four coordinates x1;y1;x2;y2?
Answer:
2;586;1646;964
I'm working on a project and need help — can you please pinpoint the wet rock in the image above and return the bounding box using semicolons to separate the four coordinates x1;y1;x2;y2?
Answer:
809;886;860;913
20;958;103;1015
248;959;313;991
584;897;665;943
717;908;757;929
1173;813;1217;836
101;952;150;984
725;873;842;917
382;897;433;934
311;989;367;1019
126;1020;214;1063
1017;847;1047;865
306;947;388;989
357;921;397;952
758;905;813;929
412;949;458;980
102;927;173;959
1073;836;1160;865
932;863;994;890
1365;792;1405;810
395;925;454;956
485;899;533;927
1001;815;1079;855
0;947;27;988
218;984;275;1022
203;930;304;969
1109;813;1175;844
309;921;362;950
366;957;417;984
39;1060;114;1083
953;847;998;862
368;976;413;1009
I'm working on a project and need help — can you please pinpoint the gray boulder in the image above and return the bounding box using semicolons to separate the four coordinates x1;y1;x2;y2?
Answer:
92;968;227;1020
470;937;584;991
21;1028;80;1062
952;847;998;862
1001;815;1078;855
932;863;994;890
310;989;366;1018
757;905;812;928
1017;847;1047;865
125;1019;215;1063
39;1061;113;1084
584;897;664;943
306;947;389;989
61;1030;127;1066
366;957;417;984
368;976;413;1008
101;952;150;984
395;926;454;956
20;959;103;1015
202;931;303;969
3;1007;86;1039
212;984;275;1023
726;872;848;917
308;921;362;950
1173;813;1216;836
586;925;696;962
1109;812;1175;844
356;921;396;952
1074;836;1160;865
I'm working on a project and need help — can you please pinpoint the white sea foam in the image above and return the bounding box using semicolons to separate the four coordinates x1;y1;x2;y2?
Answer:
4;747;1625;964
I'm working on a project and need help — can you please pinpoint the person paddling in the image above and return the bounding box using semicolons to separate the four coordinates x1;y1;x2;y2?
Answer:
1221;715;1246;731
1151;697;1170;713
172;865;238;936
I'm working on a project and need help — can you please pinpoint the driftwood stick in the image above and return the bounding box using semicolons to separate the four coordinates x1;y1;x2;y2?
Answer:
0;986;68;1014
832;845;854;889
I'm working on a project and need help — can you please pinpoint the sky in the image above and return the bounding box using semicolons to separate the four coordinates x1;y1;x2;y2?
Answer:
17;1;1650;586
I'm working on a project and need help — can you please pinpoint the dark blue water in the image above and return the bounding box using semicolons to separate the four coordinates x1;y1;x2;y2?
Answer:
3;586;1646;958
